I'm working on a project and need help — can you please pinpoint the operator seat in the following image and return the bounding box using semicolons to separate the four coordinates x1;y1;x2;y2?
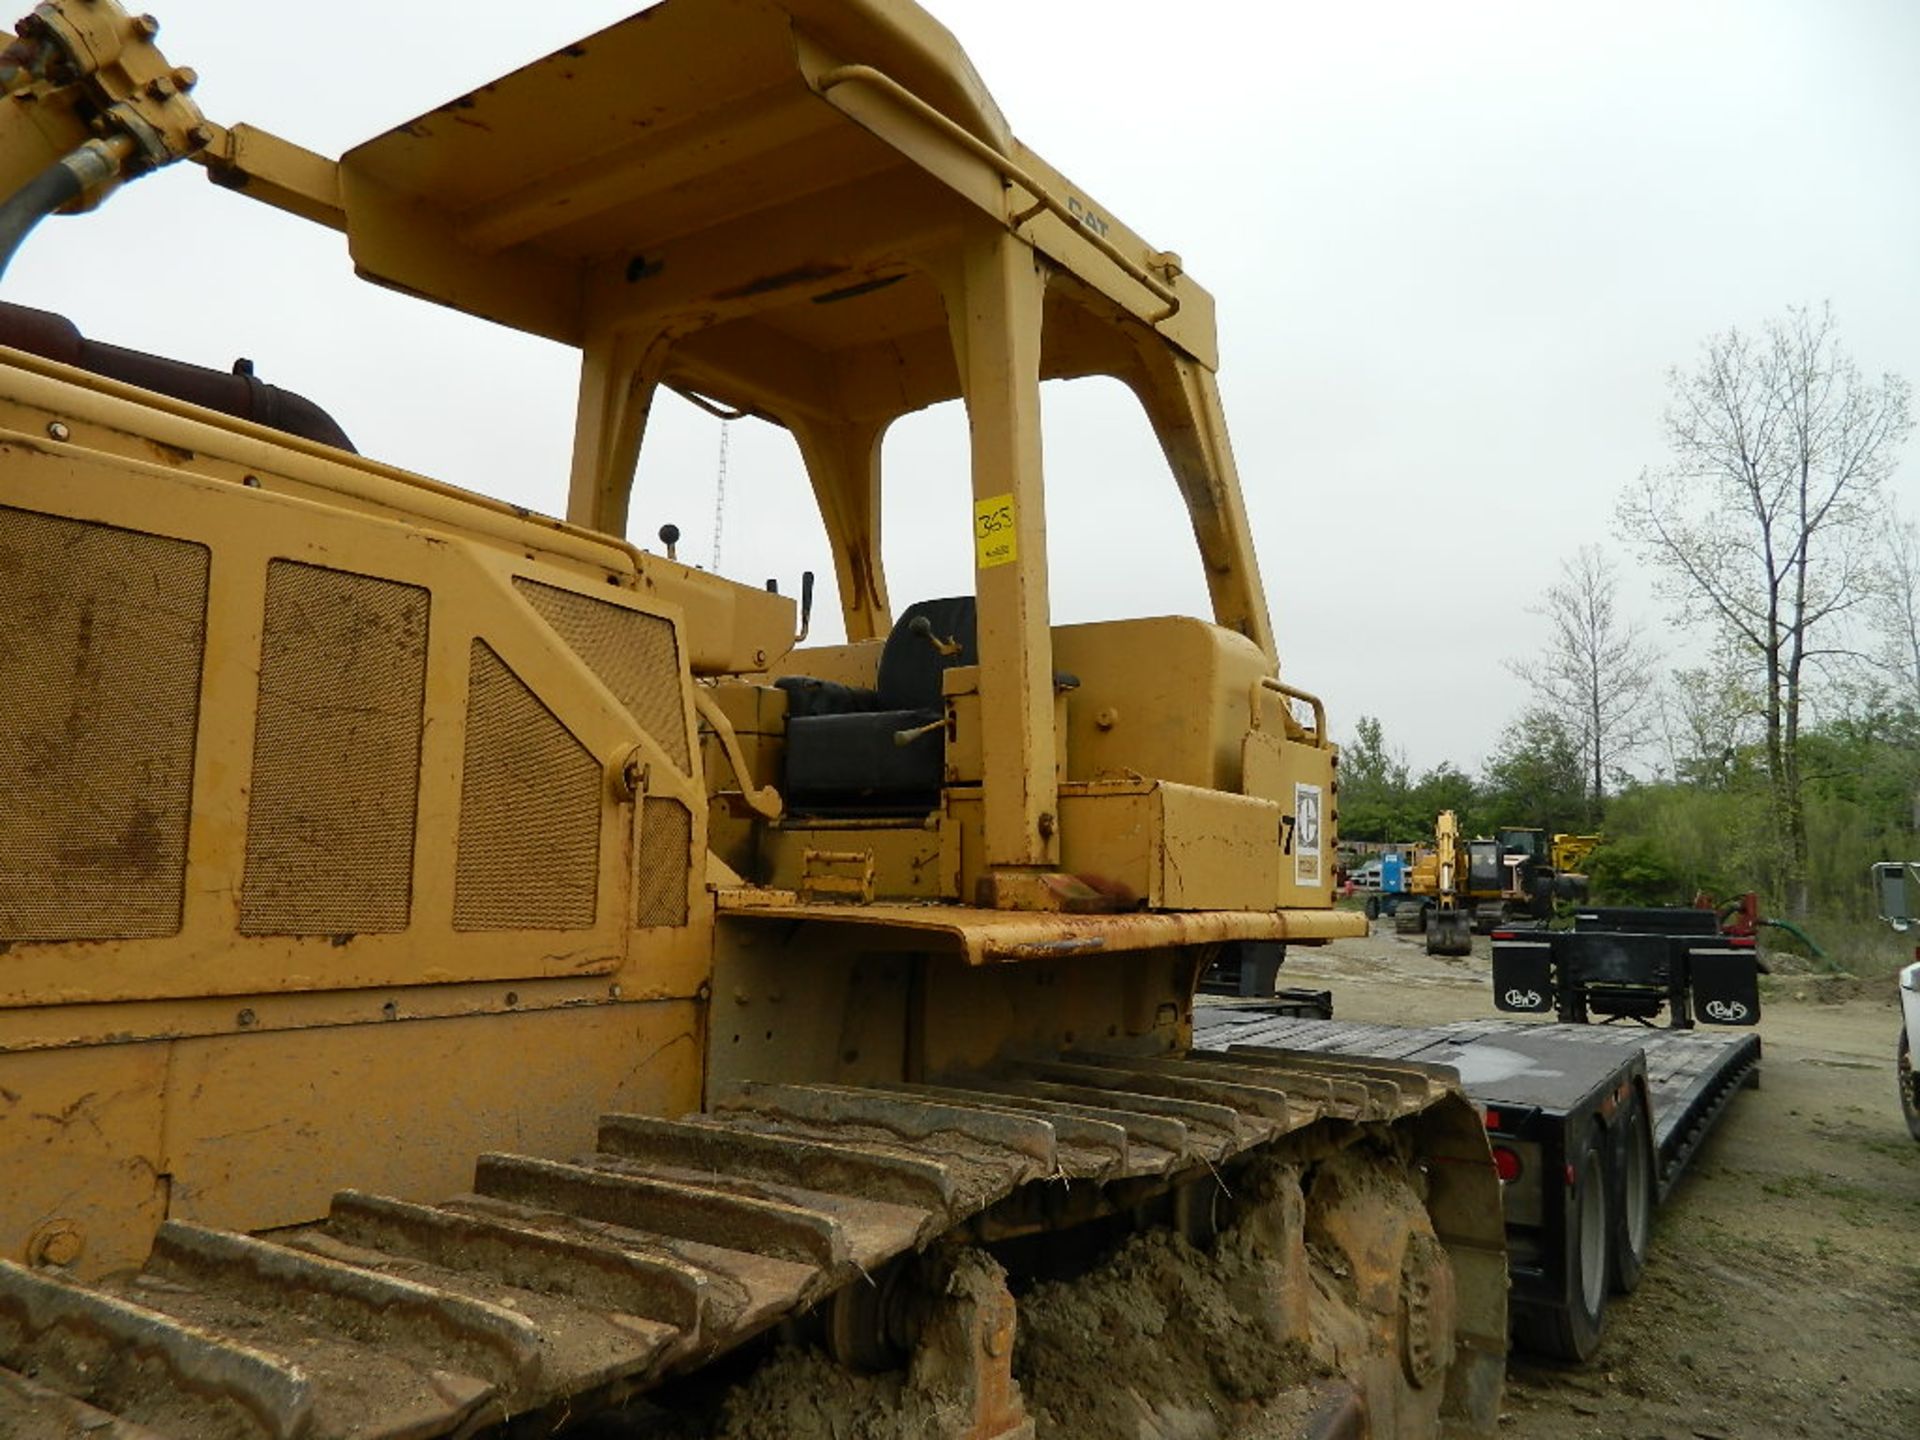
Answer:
778;597;977;814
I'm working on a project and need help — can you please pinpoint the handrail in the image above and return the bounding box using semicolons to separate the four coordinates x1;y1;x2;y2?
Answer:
1248;677;1327;749
813;63;1181;323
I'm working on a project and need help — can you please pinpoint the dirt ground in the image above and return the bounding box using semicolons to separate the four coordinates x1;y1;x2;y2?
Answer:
1277;924;1920;1440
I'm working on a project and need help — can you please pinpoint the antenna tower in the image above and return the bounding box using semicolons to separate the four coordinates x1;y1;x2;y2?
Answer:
709;420;731;571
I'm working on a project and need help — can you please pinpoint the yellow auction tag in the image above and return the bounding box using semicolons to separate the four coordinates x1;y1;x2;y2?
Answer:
973;492;1017;569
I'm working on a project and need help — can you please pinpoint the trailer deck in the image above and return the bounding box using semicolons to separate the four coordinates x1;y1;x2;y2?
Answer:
1193;1008;1760;1200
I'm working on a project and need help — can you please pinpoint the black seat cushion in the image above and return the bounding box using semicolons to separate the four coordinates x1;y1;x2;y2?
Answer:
784;709;943;808
780;597;976;813
774;675;886;719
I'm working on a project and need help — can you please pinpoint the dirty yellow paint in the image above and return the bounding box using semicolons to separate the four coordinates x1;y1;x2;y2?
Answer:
0;999;701;1278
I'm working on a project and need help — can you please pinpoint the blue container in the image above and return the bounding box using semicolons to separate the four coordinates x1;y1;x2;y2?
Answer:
1381;852;1405;894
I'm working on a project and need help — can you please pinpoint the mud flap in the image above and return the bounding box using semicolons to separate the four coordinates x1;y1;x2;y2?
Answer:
1690;950;1760;1025
1492;944;1554;1014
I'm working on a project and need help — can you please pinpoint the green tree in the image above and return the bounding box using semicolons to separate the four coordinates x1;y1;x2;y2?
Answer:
1594;780;1758;902
1336;715;1411;840
1797;704;1920;911
1619;304;1913;916
1407;763;1480;838
1585;836;1688;906
1480;708;1586;831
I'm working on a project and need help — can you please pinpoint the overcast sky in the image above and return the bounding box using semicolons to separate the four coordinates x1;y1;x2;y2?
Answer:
12;0;1918;775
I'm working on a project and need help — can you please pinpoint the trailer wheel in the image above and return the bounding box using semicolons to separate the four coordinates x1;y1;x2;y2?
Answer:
1900;1027;1920;1142
1519;1131;1610;1362
1364;895;1380;921
1609;1097;1654;1293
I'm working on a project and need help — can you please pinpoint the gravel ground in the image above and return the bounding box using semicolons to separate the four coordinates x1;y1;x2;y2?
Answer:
1279;925;1920;1440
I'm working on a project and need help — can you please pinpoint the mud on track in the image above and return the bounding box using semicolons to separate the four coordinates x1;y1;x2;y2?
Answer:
598;926;1918;1439
668;1227;1330;1440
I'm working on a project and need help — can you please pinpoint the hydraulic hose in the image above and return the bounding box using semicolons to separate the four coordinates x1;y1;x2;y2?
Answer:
0;136;133;281
0;159;82;278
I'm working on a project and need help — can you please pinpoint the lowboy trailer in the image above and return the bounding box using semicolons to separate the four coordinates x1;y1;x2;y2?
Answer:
1194;1006;1760;1363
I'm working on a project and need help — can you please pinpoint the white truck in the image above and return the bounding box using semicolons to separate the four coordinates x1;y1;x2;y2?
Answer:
1871;861;1920;1141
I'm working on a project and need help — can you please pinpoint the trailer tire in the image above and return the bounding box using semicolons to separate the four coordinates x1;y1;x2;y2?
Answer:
1519;1130;1610;1362
1394;903;1426;936
1899;1027;1920;1142
1364;895;1380;921
1609;1096;1654;1294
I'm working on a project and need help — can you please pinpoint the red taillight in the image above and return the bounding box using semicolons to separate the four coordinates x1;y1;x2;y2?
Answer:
1492;1147;1522;1183
1565;1162;1576;1186
1491;930;1515;940
1483;1107;1501;1130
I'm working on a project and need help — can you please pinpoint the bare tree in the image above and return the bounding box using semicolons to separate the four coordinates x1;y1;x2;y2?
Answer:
1653;658;1760;789
1505;546;1658;820
1867;516;1920;712
1619;304;1912;917
1860;516;1920;831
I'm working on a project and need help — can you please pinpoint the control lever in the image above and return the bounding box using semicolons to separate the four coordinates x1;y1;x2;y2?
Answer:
893;717;945;747
908;613;962;657
765;573;814;643
760;576;814;641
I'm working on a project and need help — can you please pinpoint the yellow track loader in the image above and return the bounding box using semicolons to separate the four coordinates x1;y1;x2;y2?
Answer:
0;2;1505;1435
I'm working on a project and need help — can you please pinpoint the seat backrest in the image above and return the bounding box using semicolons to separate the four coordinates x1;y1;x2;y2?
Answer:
876;597;978;710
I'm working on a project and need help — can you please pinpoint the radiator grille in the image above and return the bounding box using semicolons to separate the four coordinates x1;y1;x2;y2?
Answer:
515;579;691;772
635;797;691;928
455;641;600;930
239;562;429;935
0;506;208;940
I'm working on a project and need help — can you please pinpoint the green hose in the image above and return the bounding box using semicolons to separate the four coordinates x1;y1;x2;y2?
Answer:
1758;917;1825;960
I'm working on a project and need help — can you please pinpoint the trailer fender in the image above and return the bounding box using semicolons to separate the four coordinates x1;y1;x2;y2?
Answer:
1690;949;1761;1026
1492;939;1554;1015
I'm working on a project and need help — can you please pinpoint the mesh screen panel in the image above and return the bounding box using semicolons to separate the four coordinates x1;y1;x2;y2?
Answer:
514;579;691;772
0;506;208;940
455;641;600;930
239;562;429;935
635;797;691;928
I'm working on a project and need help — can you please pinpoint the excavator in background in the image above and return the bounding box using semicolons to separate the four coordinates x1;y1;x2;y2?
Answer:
0;2;1506;1436
1392;824;1594;946
1550;832;1603;879
1368;813;1471;956
1424;812;1473;956
1482;828;1594;920
1382;812;1476;955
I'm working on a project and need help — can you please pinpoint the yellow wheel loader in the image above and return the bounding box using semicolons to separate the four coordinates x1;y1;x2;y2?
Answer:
0;2;1505;1434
